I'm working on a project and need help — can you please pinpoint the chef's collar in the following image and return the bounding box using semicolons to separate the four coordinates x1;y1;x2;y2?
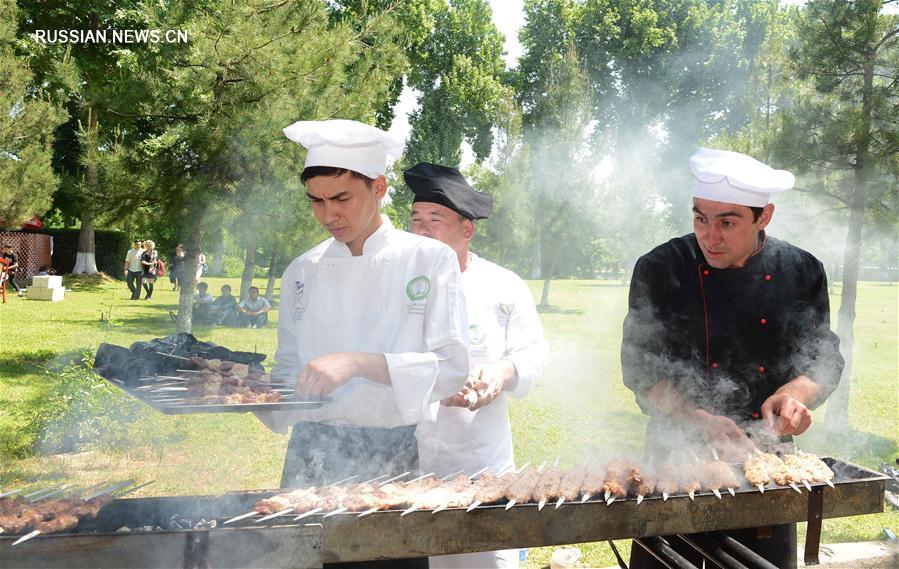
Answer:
329;214;394;257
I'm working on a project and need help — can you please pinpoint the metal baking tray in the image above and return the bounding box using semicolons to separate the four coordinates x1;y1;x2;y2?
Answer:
101;376;328;415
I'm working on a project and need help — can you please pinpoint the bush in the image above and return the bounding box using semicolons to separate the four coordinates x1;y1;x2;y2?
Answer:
33;351;157;454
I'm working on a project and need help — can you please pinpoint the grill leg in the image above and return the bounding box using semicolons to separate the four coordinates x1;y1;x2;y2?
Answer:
804;486;824;565
607;540;629;569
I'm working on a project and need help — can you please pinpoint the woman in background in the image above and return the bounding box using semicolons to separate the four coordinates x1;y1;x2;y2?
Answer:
140;240;159;300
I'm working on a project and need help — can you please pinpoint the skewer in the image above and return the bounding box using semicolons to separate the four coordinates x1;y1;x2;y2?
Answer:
803;480;813;492
326;475;358;486
512;462;531;474
12;530;41;546
581;494;591;503
555;497;565;509
256;508;294;522
361;474;389;485
662;492;669;501
440;470;464;481
224;511;258;525
357;508;378;518
466;501;481;512
155;352;190;360
712;489;722;500
82;479;136;501
711;447;720;461
537;499;546;510
826;480;835;488
378;471;410;486
604;490;611;501
757;484;765;493
400;505;420;517
606;497;616;506
322;507;347;518
23;483;65;500
431;504;448;515
636;495;644;505
789;483;802;494
728;488;736;497
406;472;435;484
504;500;516;510
688;491;695;501
293;507;323;520
468;466;489;479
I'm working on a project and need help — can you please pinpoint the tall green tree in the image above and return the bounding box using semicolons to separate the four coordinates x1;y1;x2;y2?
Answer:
521;44;595;307
779;0;899;431
16;0;161;273
0;0;65;229
128;0;409;332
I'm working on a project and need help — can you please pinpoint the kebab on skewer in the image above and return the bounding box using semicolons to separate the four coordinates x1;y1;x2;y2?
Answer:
626;464;655;505
556;465;587;509
602;459;629;504
758;452;803;493
0;494;114;536
655;463;679;501
679;463;702;501
532;467;563;510
579;464;606;503
783;452;835;489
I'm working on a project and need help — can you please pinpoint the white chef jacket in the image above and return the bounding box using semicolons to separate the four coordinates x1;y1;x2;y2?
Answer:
417;252;548;473
419;253;549;569
266;216;469;430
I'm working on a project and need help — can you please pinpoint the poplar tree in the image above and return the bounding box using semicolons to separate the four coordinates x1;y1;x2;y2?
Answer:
0;0;64;229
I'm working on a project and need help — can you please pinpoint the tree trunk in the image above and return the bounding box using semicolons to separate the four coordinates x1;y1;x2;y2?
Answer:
239;242;256;301
211;229;225;275
176;205;208;334
825;58;875;432
538;235;556;308
265;245;279;302
529;238;541;280
72;210;98;275
72;107;99;275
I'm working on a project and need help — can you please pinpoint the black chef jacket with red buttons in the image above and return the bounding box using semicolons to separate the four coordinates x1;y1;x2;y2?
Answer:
621;232;843;424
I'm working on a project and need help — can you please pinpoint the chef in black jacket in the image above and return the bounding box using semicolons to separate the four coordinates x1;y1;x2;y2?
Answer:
622;148;844;569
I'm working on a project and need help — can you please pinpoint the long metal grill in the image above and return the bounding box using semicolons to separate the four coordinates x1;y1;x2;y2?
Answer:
0;458;887;568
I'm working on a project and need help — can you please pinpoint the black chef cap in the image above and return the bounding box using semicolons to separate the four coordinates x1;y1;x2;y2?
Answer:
404;162;492;220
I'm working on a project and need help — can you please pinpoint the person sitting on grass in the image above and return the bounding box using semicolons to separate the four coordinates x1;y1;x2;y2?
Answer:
192;282;214;324
237;286;272;328
209;284;238;326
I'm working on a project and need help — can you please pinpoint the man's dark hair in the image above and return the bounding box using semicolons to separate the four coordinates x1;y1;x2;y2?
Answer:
301;166;374;186
197;282;208;289
750;206;763;222
221;284;231;291
133;239;141;243
248;286;259;293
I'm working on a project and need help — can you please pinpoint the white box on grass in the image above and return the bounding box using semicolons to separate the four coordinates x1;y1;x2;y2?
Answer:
28;286;65;301
31;275;62;289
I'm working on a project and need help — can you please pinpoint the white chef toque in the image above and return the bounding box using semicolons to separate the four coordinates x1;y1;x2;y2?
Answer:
689;148;794;207
282;119;403;179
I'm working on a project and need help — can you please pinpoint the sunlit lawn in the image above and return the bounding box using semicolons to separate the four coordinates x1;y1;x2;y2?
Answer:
0;275;896;567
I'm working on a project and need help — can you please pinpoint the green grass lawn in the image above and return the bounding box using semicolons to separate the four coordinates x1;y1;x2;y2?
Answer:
0;275;896;567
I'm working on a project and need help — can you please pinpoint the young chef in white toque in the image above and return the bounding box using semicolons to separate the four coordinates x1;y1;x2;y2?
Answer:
257;122;469;569
407;162;550;569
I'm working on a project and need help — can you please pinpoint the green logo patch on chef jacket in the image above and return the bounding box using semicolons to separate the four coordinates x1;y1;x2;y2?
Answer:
468;324;486;346
406;275;430;301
